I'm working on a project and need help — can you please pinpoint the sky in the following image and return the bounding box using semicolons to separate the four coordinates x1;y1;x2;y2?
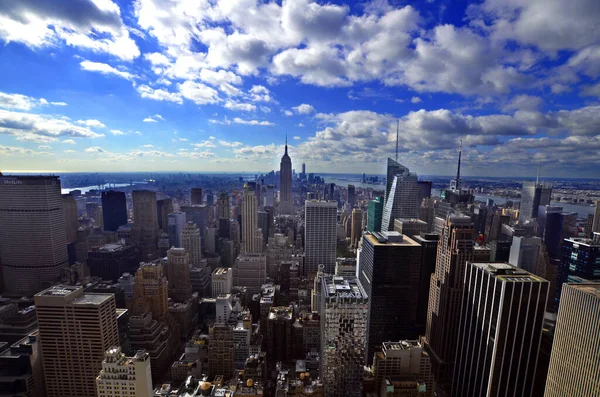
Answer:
0;0;599;178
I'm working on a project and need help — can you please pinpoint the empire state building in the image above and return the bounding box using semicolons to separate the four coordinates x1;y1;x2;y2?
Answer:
279;136;293;214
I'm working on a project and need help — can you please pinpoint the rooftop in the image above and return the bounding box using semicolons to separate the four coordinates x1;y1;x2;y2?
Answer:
36;285;81;297
473;262;547;283
366;232;420;247
567;283;600;299
322;276;368;300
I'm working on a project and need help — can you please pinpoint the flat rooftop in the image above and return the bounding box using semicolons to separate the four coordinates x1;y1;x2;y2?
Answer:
36;285;81;297
365;232;420;247
323;276;368;300
473;262;547;283
567;283;600;299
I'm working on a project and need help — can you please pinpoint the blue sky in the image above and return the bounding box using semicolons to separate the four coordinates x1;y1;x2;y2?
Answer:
0;0;599;177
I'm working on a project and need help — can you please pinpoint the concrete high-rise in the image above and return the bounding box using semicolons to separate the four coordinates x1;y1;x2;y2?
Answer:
167;212;186;248
102;190;128;232
305;200;337;275
63;193;79;243
381;159;419;231
132;190;159;256
218;192;230;219
413;233;439;335
242;184;260;253
0;175;69;294
211;267;233;297
367;196;384;233
180;205;209;237
156;198;173;231
320;276;369;397
190;188;203;205
453;263;548;397
234;253;267;294
545;283;600;397
423;214;474;395
519;181;552;223
167;247;192;302
35;285;119;397
180;222;202;266
279;137;293;215
347;184;356;208
508;235;542;273
592;200;600;234
350;208;362;248
96;348;153;397
358;232;422;363
208;323;234;380
132;263;168;321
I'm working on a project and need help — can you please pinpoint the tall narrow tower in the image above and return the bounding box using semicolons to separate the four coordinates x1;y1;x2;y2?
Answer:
242;184;260;253
279;135;293;214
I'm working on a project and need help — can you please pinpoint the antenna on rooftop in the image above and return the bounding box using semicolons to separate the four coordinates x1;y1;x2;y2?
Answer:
395;119;399;163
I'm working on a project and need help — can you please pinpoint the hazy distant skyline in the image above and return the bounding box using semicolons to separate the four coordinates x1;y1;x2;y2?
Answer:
1;0;600;178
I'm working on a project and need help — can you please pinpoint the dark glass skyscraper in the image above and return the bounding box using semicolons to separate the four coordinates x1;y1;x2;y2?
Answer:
358;231;422;364
367;196;384;233
101;190;128;232
190;188;203;205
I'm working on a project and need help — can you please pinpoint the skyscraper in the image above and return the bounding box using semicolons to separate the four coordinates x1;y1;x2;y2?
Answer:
132;190;159;256
347;184;356;208
132;263;168;321
101;190;127;232
0;175;68;294
63;193;79;243
358;231;422;363
381;158;419;231
367;196;384;233
35;285;119;397
413;233;439;335
190;188;203;205
453;263;548;397
234;253;267;294
180;222;202;265
545;283;600;397
508;235;542;273
279;137;293;214
350;208;362;248
96;348;153;397
218;192;230;219
305;200;337;275
424;214;474;395
555;235;600;310
167;211;186;248
592;200;600;234
156;198;173;232
320;276;369;397
167;247;192;302
180;205;209;237
242;184;260;253
519;181;552;223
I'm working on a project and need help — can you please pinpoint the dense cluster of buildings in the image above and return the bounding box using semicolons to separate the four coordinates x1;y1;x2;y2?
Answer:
0;142;598;397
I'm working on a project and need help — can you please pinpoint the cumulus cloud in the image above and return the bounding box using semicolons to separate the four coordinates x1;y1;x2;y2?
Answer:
0;91;67;110
178;81;220;105
219;140;243;147
110;129;125;135
224;101;256;112
411;97;422;104
137;85;183;104
292;104;316;114
209;117;275;126
191;140;217;148
0;144;50;156
0;109;104;143
62;139;77;144
84;146;107;153
143;117;157;123
80;60;134;80
77;119;105;128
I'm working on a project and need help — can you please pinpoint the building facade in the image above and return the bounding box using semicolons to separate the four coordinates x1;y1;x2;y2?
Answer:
166;247;192;302
279;139;293;215
167;212;186;248
367;196;384;233
212;267;233;297
305;200;337;275
102;190;128;232
96;347;153;397
180;222;202;266
381;159;419;231
242;185;260;253
519;182;552;223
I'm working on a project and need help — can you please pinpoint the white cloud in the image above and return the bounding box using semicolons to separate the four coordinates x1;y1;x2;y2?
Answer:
62;139;77;144
38;145;51;150
143;117;157;123
191;140;217;148
64;149;76;153
110;129;125;135
134;131;142;135
209;117;275;126
153;114;165;121
84;146;107;153
503;95;543;112
297;124;304;128
292;103;316;114
284;110;293;116
179;138;189;142
137;85;183;104
219;140;243;147
142;144;154;148
293;135;301;139
0;91;67;110
224;100;256;112
411;97;422;104
0;144;50;156
77;119;105;128
80;60;134;80
178;81;220;105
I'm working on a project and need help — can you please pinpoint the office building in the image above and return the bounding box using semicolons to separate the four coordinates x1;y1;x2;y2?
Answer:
0;175;69;294
555;235;600;310
242;184;261;253
424;214;474;394
508;235;542;273
156;198;174;232
305;200;337;275
166;247;192;302
350;208;362;248
102;190;128;232
394;218;428;238
180;222;202;266
233;311;252;370
96;348;153;397
279;138;293;214
204;227;216;254
519;182;552;223
208;323;234;380
418;180;432;205
347;184;356;208
167;212;186;248
88;242;140;282
320;276;369;397
372;340;434;397
118;272;136;301
218;192;230;219
367;196;384;233
453;263;548;397
132;263;168;321
234;253;267;294
381;159;419;231
35;286;119;397
63;193;79;243
358;232;422;363
0;333;45;397
266;306;293;366
132;190;159;256
593;201;600;235
545;283;600;397
180;205;209;238
128;313;171;382
413;233;439;335
190;188;203;205
212;268;233;297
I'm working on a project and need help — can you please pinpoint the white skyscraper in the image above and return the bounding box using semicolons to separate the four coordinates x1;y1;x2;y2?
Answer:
242;184;260;253
519;181;552;223
381;158;419;231
279;137;293;214
305;200;338;275
96;348;153;397
509;235;542;273
180;222;202;265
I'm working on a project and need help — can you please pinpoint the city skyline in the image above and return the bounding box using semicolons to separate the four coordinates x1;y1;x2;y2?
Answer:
0;0;599;178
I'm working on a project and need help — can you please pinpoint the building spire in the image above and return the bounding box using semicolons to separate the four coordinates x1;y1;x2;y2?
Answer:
456;139;462;191
285;133;288;155
536;163;540;184
395;119;399;163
